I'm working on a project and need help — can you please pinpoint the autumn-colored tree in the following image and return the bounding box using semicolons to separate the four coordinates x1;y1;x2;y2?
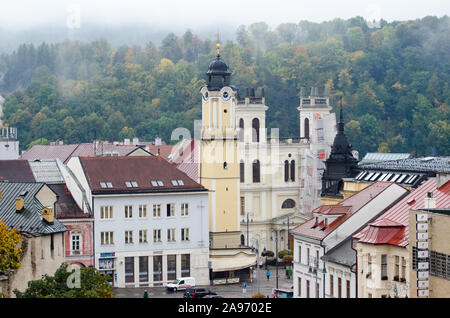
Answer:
0;220;22;273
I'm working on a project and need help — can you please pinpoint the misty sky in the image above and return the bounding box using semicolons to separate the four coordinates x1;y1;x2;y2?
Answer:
2;0;449;30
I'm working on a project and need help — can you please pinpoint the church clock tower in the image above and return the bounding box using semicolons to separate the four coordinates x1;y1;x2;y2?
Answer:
199;44;241;247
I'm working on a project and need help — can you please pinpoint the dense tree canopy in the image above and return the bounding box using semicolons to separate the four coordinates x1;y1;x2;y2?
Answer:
1;16;449;157
14;263;114;298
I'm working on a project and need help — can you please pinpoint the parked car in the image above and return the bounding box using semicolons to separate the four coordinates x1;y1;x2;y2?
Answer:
166;277;196;291
183;287;217;298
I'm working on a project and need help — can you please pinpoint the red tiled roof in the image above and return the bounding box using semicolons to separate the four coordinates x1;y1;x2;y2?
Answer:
172;139;199;182
48;184;91;219
147;144;175;161
0;160;36;182
292;181;396;240
20;144;79;163
315;205;351;215
78;156;206;194
353;179;450;247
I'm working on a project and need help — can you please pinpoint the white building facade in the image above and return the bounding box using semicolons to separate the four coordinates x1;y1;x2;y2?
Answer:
66;156;210;288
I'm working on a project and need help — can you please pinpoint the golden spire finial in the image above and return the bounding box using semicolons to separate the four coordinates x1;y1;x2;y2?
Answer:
216;43;221;56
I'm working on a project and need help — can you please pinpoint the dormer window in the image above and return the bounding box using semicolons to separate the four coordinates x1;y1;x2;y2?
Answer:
125;181;139;188
171;179;184;186
151;180;164;187
100;182;113;188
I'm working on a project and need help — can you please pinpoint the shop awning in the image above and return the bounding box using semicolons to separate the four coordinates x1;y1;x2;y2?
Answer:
210;253;257;272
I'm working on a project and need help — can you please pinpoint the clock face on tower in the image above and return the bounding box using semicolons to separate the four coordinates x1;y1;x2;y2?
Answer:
200;86;209;101
220;86;232;102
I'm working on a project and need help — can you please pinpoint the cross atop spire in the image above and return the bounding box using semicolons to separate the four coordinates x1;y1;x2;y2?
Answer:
338;96;345;134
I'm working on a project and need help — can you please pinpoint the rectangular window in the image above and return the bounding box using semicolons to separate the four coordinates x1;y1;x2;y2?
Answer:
367;254;372;279
240;162;245;183
167;255;177;281
306;280;310;298
338;277;342;298
181;254;190;277
330;274;334;297
139;256;148;283
315;283;319;298
71;235;80;254
153;204;161;217
316;250;319;267
394;255;400;281
125;230;133;244
139;230;148;243
167;203;175;217
100;231;114;245
298;245;302;263
100;206;113;219
167;228;176;242
139;205;147;218
307;248;310;265
381;254;388;280
181;228;190;241
401;257;406;281
181;203;189;216
298;277;301;297
153;229;161;242
240;197;245;216
125;257;135;283
124;205;133;218
346;280;350;298
153;255;162;282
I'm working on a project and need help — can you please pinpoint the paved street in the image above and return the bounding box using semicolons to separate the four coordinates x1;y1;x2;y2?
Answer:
113;266;293;298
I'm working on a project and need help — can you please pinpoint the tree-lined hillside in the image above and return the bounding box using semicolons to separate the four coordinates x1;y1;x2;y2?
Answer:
1;16;449;156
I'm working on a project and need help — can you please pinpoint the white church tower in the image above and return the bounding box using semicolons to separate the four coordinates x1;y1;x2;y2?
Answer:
298;87;337;213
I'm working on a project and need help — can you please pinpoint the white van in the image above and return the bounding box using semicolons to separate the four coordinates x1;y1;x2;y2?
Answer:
166;277;196;291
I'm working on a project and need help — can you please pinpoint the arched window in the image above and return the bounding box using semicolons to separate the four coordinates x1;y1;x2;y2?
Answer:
290;160;296;182
252;118;260;142
284;160;289;182
304;118;310;140
239;118;244;141
240;161;245;183
252;159;260;183
282;199;296;209
240;234;245;246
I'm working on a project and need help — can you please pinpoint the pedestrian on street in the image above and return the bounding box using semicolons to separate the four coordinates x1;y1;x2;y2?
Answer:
266;269;271;280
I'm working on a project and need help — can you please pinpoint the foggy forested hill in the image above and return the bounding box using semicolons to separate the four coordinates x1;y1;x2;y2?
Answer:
0;16;449;157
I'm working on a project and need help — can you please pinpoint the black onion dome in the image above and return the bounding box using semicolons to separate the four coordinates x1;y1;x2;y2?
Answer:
206;52;232;91
207;56;231;75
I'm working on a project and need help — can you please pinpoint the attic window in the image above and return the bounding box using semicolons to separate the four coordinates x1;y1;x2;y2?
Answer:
151;180;164;187
171;179;185;186
125;181;139;188
100;182;113;188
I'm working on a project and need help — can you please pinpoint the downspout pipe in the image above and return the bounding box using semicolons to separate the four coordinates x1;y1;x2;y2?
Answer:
350;238;358;298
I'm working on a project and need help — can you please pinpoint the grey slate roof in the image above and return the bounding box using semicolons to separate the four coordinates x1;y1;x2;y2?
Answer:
321;237;356;268
0;182;67;235
359;157;450;173
28;159;65;184
360;153;411;164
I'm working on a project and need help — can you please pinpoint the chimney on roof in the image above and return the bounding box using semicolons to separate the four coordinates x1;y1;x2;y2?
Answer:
124;138;131;145
42;206;54;224
15;191;27;213
16;196;24;213
155;137;162;146
424;192;436;209
133;137;139;145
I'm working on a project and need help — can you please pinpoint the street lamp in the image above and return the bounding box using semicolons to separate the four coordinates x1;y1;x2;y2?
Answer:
270;229;279;292
308;256;319;298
